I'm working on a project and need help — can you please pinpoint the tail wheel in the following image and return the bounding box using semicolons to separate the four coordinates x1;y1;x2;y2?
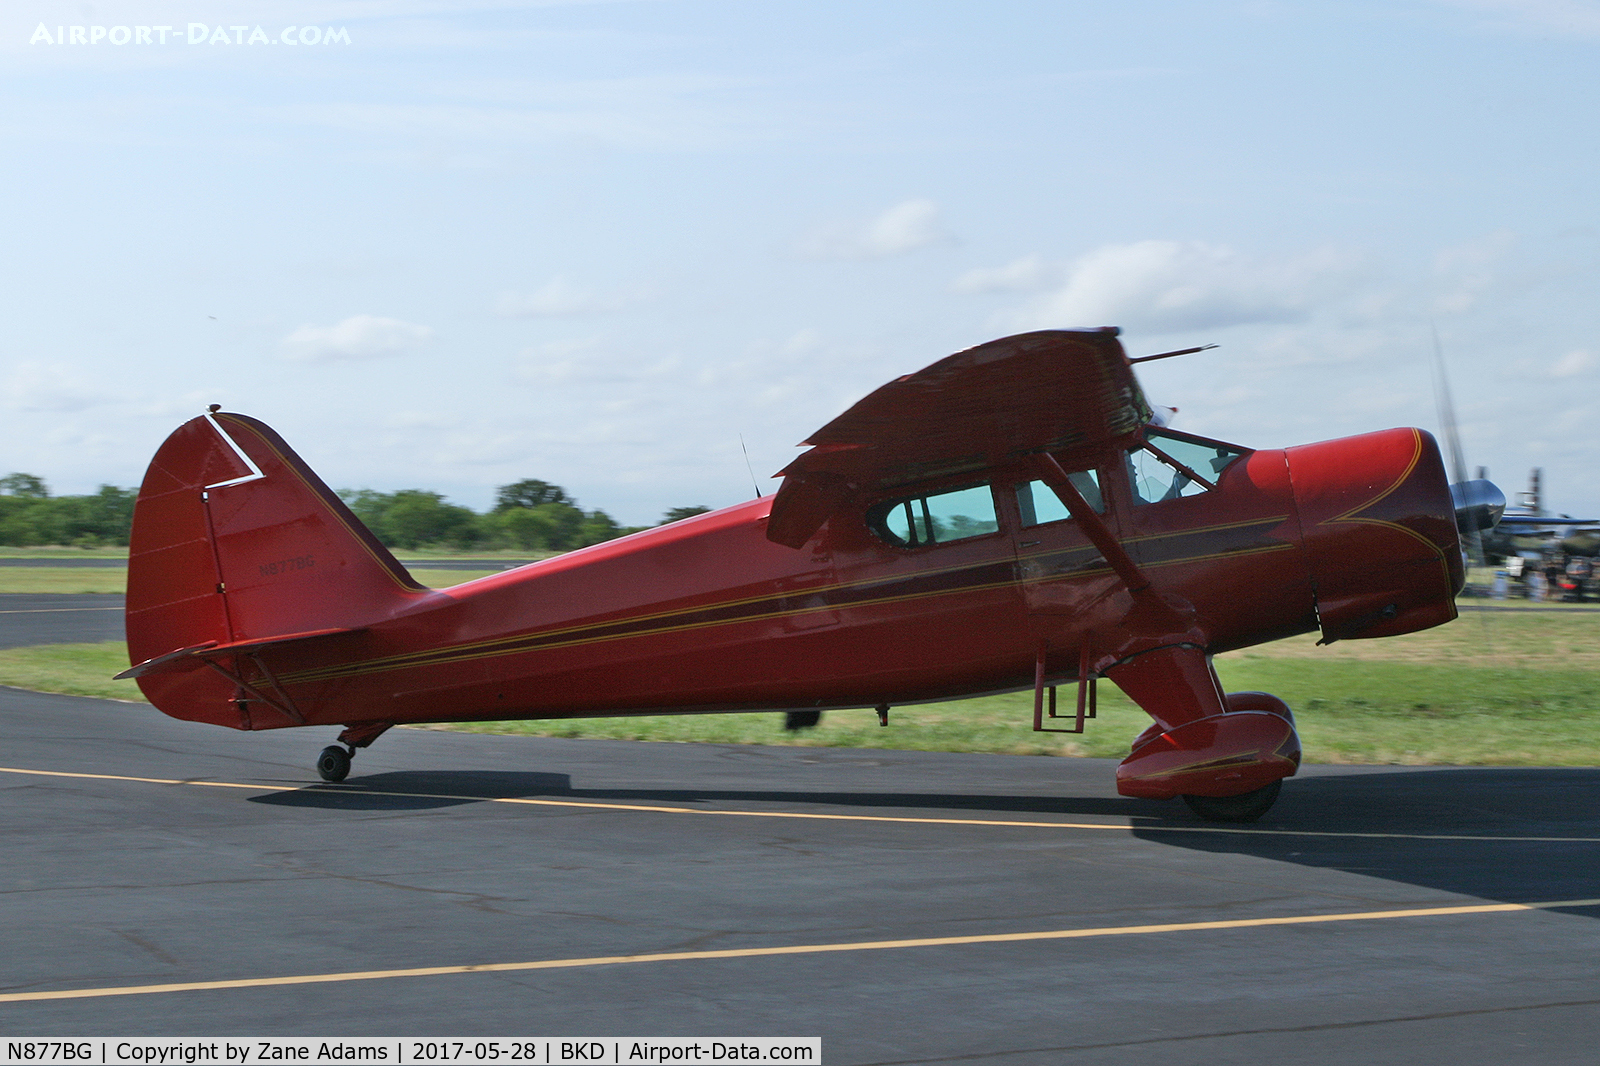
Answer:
1181;780;1281;823
316;745;352;783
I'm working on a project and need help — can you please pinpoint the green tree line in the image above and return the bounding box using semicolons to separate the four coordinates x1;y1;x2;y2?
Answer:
0;474;137;547
0;472;712;551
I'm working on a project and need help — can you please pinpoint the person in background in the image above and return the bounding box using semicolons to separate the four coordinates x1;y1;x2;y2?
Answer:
1566;556;1592;602
1545;555;1565;602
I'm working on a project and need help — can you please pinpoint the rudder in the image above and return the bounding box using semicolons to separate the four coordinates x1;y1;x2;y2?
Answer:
126;412;433;721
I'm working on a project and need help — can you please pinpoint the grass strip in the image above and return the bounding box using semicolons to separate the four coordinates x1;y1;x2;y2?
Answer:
3;637;1596;765
0;546;129;559
0;569;127;594
0;643;141;702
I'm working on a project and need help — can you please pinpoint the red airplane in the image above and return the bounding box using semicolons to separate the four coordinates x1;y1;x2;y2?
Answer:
118;329;1501;821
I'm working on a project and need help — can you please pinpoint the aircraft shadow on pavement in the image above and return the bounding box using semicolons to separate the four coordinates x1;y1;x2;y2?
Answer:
251;766;1600;913
1132;767;1600;913
249;771;575;810
249;769;1158;817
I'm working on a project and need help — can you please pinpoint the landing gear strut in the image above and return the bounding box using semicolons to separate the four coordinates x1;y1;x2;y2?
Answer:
314;721;394;782
316;745;353;783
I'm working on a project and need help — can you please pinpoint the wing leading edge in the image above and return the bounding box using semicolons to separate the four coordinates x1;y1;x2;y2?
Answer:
766;328;1150;548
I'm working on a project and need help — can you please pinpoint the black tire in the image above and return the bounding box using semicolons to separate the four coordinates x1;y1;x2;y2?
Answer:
316;745;352;783
784;710;822;731
1181;780;1281;823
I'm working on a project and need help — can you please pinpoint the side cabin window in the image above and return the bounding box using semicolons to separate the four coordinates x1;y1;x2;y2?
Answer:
1015;470;1102;527
869;483;999;548
1127;428;1246;506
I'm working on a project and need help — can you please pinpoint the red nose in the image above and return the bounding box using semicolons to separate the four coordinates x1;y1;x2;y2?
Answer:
1285;428;1463;643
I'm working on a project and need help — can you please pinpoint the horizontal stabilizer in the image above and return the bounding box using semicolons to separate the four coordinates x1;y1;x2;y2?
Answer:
115;626;365;680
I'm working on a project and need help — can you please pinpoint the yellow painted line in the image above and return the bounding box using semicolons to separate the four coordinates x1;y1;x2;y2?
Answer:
3;898;1596;1005
0;766;290;792
4;765;1600;843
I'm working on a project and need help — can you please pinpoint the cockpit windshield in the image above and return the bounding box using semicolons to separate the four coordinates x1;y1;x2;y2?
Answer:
1127;429;1247;505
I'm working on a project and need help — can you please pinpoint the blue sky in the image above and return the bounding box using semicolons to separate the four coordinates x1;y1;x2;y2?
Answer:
3;0;1599;524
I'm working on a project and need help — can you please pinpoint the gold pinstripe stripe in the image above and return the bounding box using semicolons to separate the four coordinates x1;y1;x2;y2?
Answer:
1317;428;1456;593
280;527;1297;684
281;575;1028;683
283;545;1024;682
296;513;1294;681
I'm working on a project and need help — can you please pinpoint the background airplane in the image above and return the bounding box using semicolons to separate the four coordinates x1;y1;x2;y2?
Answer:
1469;468;1595;561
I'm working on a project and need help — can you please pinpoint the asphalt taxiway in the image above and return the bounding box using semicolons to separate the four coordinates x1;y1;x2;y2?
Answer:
0;593;124;648
1;598;1597;1063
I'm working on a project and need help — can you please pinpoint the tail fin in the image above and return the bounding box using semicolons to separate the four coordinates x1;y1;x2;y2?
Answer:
126;412;430;684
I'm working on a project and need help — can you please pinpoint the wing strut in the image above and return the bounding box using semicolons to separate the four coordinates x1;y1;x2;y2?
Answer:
1028;453;1151;594
1026;450;1212;678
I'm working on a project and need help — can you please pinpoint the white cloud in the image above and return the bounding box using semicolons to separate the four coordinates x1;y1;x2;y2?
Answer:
137;390;234;420
1551;349;1595;377
1430;231;1518;314
512;336;682;386
779;328;823;355
383;410;461;430
1010;240;1362;335
951;254;1055;294
1435;0;1600;38
798;198;953;260
513;336;612;384
1;361;113;412
280;314;434;362
260;69;764;154
496;277;632;317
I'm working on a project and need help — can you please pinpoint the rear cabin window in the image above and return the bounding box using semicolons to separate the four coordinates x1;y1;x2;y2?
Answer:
1015;470;1102;527
869;483;999;548
1127;429;1246;506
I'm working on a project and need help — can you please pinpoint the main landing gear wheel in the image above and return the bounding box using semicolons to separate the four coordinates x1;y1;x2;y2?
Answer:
1181;780;1281;823
316;745;353;783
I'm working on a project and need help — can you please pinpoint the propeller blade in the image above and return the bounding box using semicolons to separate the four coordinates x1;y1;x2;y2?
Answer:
1431;325;1470;488
1431;327;1496;568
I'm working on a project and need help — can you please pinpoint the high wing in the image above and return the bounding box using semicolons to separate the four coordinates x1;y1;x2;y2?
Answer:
766;329;1151;548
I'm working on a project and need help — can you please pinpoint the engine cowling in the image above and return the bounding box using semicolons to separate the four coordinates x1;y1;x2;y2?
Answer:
1285;427;1462;643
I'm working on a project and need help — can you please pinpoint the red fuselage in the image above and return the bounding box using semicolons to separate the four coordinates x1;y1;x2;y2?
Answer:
131;422;1461;733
